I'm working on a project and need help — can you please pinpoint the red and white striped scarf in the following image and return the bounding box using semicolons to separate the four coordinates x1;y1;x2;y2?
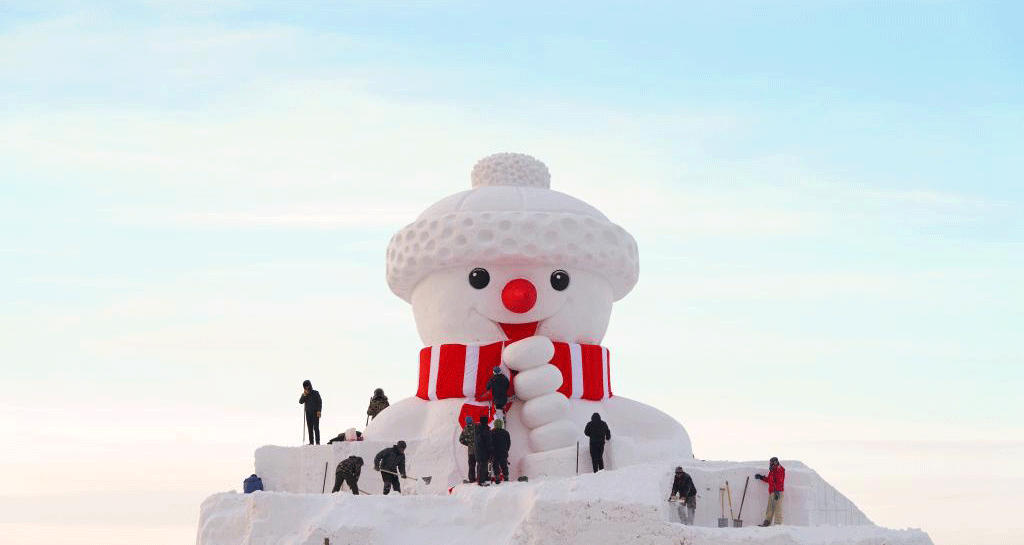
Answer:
416;341;613;403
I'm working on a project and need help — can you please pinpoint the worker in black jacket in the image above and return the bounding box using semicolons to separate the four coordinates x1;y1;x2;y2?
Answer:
490;419;511;483
473;416;492;485
486;367;511;417
373;441;407;495
331;455;364;495
583;412;611;472
299;380;322;445
669;466;697;524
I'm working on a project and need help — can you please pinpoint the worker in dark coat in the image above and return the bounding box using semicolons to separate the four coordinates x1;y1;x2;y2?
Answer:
367;388;390;420
583;412;611;472
373;441;407;495
459;416;478;482
473;415;492;485
331;455;364;494
490;419;511;483
486;368;510;416
669;466;697;524
299;380;322;445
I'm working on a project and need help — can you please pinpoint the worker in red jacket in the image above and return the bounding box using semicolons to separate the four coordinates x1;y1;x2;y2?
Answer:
755;456;785;526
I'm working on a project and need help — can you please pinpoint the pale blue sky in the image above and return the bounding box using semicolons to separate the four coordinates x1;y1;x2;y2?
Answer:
1;2;1021;544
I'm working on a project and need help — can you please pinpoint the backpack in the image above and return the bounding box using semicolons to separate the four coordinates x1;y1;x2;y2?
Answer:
243;474;263;493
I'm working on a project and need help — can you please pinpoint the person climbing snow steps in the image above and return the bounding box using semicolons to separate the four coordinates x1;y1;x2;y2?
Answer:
755;456;786;526
486;367;510;420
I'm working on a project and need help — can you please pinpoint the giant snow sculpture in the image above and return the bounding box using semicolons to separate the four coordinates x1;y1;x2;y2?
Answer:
364;153;693;478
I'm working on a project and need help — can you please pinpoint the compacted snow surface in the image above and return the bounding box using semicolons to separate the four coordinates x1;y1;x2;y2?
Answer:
197;460;932;545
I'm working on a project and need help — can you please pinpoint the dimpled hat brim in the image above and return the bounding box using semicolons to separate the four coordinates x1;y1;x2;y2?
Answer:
385;154;639;303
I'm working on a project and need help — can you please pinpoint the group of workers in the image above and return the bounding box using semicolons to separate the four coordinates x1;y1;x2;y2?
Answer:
300;378;787;526
299;381;390;445
668;457;786;527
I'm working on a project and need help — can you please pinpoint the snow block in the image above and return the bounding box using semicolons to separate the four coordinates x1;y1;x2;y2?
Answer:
197;463;933;545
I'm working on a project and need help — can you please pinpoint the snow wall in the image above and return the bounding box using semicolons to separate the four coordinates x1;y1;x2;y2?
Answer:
198;461;932;545
252;440;868;527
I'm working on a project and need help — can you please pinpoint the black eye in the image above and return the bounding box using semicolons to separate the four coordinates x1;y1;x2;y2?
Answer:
550;270;570;291
468;268;490;289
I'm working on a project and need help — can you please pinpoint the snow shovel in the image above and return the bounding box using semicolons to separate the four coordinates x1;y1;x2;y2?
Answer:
734;476;749;527
380;469;432;485
718;487;729;527
726;480;736;526
321;462;329;493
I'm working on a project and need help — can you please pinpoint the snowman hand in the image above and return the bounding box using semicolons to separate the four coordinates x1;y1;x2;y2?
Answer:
505;336;562;401
502;336;555;372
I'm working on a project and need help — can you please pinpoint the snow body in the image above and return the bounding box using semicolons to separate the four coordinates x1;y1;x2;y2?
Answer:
367;154;692;479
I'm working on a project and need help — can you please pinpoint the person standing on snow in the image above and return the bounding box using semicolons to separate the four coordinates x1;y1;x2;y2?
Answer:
367;388;389;421
299;380;322;445
459;416;478;483
486;367;510;418
373;441;407;495
755;456;786;526
490;419;511;483
473;415;492;485
584;412;611;472
669;466;697;525
331;455;364;495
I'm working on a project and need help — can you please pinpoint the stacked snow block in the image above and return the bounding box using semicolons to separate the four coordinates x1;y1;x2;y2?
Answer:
198;463;930;545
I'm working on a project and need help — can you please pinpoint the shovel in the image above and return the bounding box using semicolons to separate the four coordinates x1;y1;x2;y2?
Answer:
718;487;729;527
726;481;736;524
734;476;749;527
380;469;433;485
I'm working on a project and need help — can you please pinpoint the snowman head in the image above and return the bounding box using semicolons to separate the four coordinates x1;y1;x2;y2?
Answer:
387;153;639;346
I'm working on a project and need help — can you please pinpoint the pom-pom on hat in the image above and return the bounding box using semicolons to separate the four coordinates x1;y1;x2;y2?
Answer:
385;153;639;302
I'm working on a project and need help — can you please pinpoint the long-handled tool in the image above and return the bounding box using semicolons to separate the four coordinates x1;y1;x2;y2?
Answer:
575;441;580;475
718;487;728;527
734;476;749;527
302;410;307;445
726;481;736;525
380;469;432;485
321;462;329;493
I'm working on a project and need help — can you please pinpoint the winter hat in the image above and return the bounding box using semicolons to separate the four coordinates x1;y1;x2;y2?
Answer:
374;388;384;396
675;466;683;473
465;416;473;424
494;419;504;429
386;153;639;302
302;380;312;389
493;367;502;374
397;440;407;450
591;412;601;420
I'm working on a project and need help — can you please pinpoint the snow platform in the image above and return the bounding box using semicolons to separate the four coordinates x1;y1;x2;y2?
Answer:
198;449;933;545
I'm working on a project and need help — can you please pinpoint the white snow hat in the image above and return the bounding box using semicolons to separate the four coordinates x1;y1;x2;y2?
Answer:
386;153;639;302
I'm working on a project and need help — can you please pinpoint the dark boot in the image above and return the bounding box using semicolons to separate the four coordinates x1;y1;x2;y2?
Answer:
759;521;770;527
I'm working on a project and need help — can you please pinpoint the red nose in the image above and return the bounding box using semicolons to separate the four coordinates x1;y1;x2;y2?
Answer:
501;278;537;313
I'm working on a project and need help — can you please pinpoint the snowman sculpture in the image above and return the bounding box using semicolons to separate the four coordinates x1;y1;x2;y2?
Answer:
365;153;693;480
